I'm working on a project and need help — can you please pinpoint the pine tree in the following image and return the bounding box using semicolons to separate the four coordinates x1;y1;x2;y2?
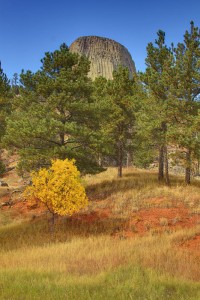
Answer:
3;44;102;174
100;66;136;177
11;73;20;95
0;62;11;141
92;76;110;166
167;21;200;184
140;30;172;184
0;62;11;174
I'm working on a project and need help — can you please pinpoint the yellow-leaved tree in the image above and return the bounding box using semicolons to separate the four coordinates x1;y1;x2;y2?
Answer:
24;159;88;228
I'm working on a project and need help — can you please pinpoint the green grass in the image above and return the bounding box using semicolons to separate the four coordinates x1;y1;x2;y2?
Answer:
0;266;199;300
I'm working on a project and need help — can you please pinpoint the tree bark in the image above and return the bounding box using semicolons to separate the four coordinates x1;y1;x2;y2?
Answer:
126;152;130;168
196;159;200;176
164;145;170;186
158;145;164;181
98;154;102;167
117;143;123;177
50;213;56;235
185;149;191;184
60;132;65;145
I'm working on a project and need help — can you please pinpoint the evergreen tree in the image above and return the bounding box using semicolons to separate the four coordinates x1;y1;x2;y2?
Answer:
3;44;102;174
11;73;20;95
0;62;11;141
167;21;200;184
0;62;11;174
100;66;136;177
140;30;172;184
92;76;110;166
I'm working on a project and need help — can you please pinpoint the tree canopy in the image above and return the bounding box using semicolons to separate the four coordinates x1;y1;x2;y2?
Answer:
1;21;200;184
24;158;88;220
3;44;103;174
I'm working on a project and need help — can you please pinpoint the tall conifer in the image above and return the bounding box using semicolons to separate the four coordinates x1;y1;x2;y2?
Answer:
140;31;172;184
167;22;200;184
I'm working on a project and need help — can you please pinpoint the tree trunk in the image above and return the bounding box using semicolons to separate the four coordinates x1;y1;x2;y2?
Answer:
98;154;102;167
60;132;65;146
117;143;123;177
126;152;130;168
164;146;170;186
185;149;191;184
50;213;56;235
196;159;200;176
158;145;164;181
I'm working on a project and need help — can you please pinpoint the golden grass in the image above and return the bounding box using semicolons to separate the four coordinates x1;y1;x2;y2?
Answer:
85;167;200;214
0;236;131;275
0;218;199;281
0;166;200;293
0;187;10;198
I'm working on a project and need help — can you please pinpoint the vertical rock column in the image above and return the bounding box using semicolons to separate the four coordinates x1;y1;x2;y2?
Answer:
69;36;136;80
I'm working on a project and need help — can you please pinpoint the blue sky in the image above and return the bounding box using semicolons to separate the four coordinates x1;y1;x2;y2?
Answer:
0;0;199;79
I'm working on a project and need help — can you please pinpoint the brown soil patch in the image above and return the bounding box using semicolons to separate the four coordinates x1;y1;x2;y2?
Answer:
1;199;46;219
125;205;200;236
0;194;11;203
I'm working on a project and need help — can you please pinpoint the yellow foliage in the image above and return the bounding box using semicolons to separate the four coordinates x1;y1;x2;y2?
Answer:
24;159;88;216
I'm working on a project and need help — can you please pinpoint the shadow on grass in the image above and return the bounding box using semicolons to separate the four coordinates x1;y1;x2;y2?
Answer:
86;172;159;201
0;213;126;251
86;170;200;201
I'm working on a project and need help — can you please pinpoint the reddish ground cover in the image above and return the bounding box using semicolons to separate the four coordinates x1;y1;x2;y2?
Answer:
126;204;200;235
1;195;199;233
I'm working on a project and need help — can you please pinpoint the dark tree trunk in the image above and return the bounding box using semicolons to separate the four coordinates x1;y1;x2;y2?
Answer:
164;146;170;186
117;143;123;177
158;145;164;181
118;164;122;177
185;149;191;184
196;159;200;176
50;213;56;235
60;133;65;146
59;132;66;159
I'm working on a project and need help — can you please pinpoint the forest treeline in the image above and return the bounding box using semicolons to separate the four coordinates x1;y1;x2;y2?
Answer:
0;21;199;185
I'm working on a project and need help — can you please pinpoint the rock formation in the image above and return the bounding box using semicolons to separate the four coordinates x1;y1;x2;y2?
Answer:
69;36;136;80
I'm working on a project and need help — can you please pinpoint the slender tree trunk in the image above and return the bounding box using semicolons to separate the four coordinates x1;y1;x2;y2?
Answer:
196;159;200;176
60;133;65;145
164;145;170;186
59;132;65;159
185;149;191;184
117;143;123;177
158;145;164;181
98;154;102;167
126;152;130;168
50;213;56;235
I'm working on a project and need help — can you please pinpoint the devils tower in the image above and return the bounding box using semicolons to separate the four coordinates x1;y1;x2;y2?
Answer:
69;36;136;80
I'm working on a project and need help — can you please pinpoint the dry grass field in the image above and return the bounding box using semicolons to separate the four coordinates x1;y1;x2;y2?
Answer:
0;167;199;299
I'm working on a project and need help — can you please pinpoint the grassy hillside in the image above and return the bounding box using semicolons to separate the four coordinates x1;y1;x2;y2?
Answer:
0;168;199;299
